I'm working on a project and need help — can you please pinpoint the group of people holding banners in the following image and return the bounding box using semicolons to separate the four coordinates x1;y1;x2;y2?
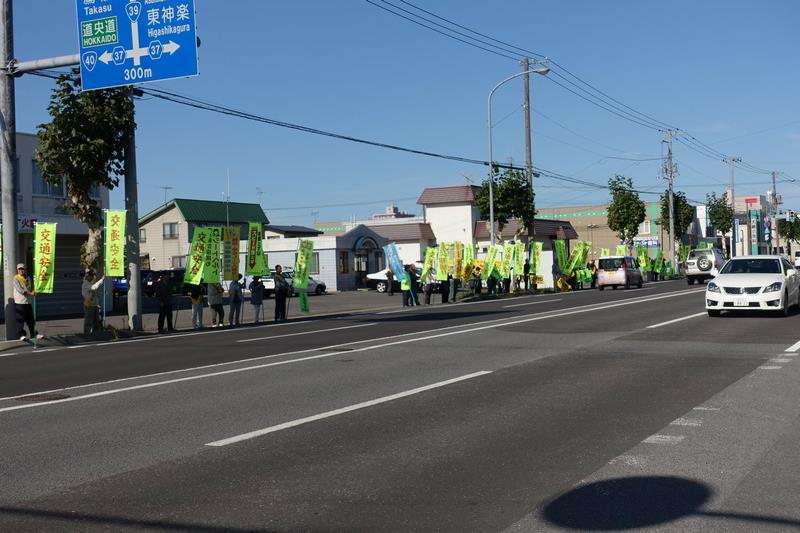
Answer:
382;237;681;304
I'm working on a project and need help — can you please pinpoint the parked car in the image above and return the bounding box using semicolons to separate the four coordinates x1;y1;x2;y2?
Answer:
112;269;152;298
706;255;799;316
143;269;190;297
283;271;327;295
596;256;643;290
685;248;726;285
366;263;426;292
794;250;800;268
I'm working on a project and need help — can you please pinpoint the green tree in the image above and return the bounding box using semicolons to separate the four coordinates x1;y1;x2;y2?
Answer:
777;218;800;248
607;175;645;253
660;190;696;237
706;192;734;254
36;73;135;270
474;167;535;243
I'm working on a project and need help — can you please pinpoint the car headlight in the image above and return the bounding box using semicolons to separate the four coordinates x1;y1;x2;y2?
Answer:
707;282;721;293
764;282;783;293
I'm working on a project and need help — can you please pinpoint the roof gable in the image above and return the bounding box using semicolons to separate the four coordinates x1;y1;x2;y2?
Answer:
140;199;269;226
417;185;480;206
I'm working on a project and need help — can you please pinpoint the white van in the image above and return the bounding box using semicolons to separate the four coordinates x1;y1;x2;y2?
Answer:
597;256;644;290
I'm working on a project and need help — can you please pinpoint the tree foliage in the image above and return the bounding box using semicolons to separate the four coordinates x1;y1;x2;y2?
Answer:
36;73;135;270
607;175;645;252
777;218;800;243
706;192;733;235
474;167;535;242
660;190;696;237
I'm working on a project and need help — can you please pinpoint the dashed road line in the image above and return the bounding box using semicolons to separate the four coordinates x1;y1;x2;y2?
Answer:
784;339;800;352
693;406;720;411
646;311;706;329
770;358;793;363
236;323;377;344
205;371;493;447
671;418;702;427
759;365;783;370
643;435;684;444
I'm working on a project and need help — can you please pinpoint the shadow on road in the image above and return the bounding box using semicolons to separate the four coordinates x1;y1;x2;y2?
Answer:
542;476;800;530
0;506;281;533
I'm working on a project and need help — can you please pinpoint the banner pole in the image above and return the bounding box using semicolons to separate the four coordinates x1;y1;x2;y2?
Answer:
102;209;106;330
32;222;37;349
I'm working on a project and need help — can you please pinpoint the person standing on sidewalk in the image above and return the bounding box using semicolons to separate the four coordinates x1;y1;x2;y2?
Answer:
156;272;176;333
81;269;105;337
249;276;264;324
207;282;225;327
228;273;243;327
273;265;290;322
189;284;204;330
13;264;36;340
385;268;394;296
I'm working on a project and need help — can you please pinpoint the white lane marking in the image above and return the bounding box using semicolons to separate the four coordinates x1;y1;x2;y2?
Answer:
502;298;562;309
610;455;647;467
785;339;800;352
644;435;684;444
236;323;378;344
759;365;782;370
693;406;720;411
671;418;702;427
779;353;798;357
0;352;19;358
0;287;705;407
646;312;707;329
34;348;56;353
205;371;492;447
770;358;793;363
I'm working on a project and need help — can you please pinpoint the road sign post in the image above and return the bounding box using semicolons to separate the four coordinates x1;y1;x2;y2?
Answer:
76;0;198;91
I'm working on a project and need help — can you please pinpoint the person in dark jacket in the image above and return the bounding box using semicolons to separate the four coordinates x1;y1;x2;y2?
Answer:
273;265;290;322
156;272;175;333
385;268;394;296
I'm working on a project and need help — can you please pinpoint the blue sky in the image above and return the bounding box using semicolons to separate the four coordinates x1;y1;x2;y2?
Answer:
13;1;800;225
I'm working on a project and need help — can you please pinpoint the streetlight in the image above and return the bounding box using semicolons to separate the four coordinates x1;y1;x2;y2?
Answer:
487;66;550;245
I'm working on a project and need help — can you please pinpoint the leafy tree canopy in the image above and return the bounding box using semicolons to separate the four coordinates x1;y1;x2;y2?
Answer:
660;190;696;237
607;175;645;252
474;167;535;242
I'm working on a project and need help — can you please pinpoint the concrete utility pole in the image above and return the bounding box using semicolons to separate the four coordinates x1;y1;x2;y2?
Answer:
727;157;741;257
125;100;142;331
664;130;677;268
772;170;780;255
0;0;18;340
522;58;533;193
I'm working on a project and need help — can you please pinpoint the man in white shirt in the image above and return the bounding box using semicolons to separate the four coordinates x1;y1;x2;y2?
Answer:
81;269;105;337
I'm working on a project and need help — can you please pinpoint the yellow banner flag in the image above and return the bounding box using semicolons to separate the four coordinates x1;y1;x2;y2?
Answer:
34;223;57;294
104;210;126;277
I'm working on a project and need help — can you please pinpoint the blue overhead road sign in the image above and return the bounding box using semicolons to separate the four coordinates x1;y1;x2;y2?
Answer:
76;0;199;91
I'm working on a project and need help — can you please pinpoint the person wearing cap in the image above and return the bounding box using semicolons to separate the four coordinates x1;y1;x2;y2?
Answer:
13;263;36;340
155;272;176;333
81;269;105;337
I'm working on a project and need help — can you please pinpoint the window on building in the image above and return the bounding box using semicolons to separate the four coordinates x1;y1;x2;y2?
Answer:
139;228;146;243
32;160;64;197
163;223;179;239
171;255;187;268
339;251;349;273
638;220;651;235
140;254;151;269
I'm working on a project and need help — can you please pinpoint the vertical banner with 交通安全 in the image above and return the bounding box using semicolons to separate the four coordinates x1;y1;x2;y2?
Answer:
203;227;222;283
383;242;406;282
184;227;209;285
421;246;436;280
482;245;500;280
34;223;57;294
436;241;450;281
104;210;126;277
246;222;269;276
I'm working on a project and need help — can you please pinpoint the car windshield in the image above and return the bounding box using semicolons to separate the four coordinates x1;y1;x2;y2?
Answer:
720;258;781;274
599;258;624;270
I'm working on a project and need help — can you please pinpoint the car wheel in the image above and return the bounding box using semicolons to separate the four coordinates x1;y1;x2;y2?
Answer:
612;285;617;290
376;281;387;293
315;286;323;295
598;286;605;291
783;291;791;316
707;309;721;317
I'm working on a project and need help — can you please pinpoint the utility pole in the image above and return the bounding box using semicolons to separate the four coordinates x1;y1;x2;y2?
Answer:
727;157;741;257
664;130;677;269
125;99;142;331
522;58;533;193
0;0;17;340
772;170;780;255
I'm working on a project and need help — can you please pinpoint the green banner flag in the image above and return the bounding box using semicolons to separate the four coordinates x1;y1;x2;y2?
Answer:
34;222;57;294
554;240;568;273
600;248;610;257
293;239;314;289
530;242;543;275
436;241;450;281
104;210;126;277
653;248;664;275
514;242;525;275
421;246;436;280
462;243;475;279
203;227;222;283
500;241;514;278
482;245;500;280
637;245;651;273
246;222;269;276
299;291;310;313
184;227;210;285
679;243;690;263
615;244;626;256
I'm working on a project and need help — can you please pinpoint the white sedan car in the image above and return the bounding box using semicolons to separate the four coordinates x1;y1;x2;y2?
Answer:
705;255;800;317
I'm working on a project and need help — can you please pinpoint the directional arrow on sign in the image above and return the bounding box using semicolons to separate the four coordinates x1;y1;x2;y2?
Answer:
162;41;180;55
99;50;114;65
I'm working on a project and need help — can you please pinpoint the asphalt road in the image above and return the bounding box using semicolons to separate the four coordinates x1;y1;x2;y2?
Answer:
2;280;800;532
